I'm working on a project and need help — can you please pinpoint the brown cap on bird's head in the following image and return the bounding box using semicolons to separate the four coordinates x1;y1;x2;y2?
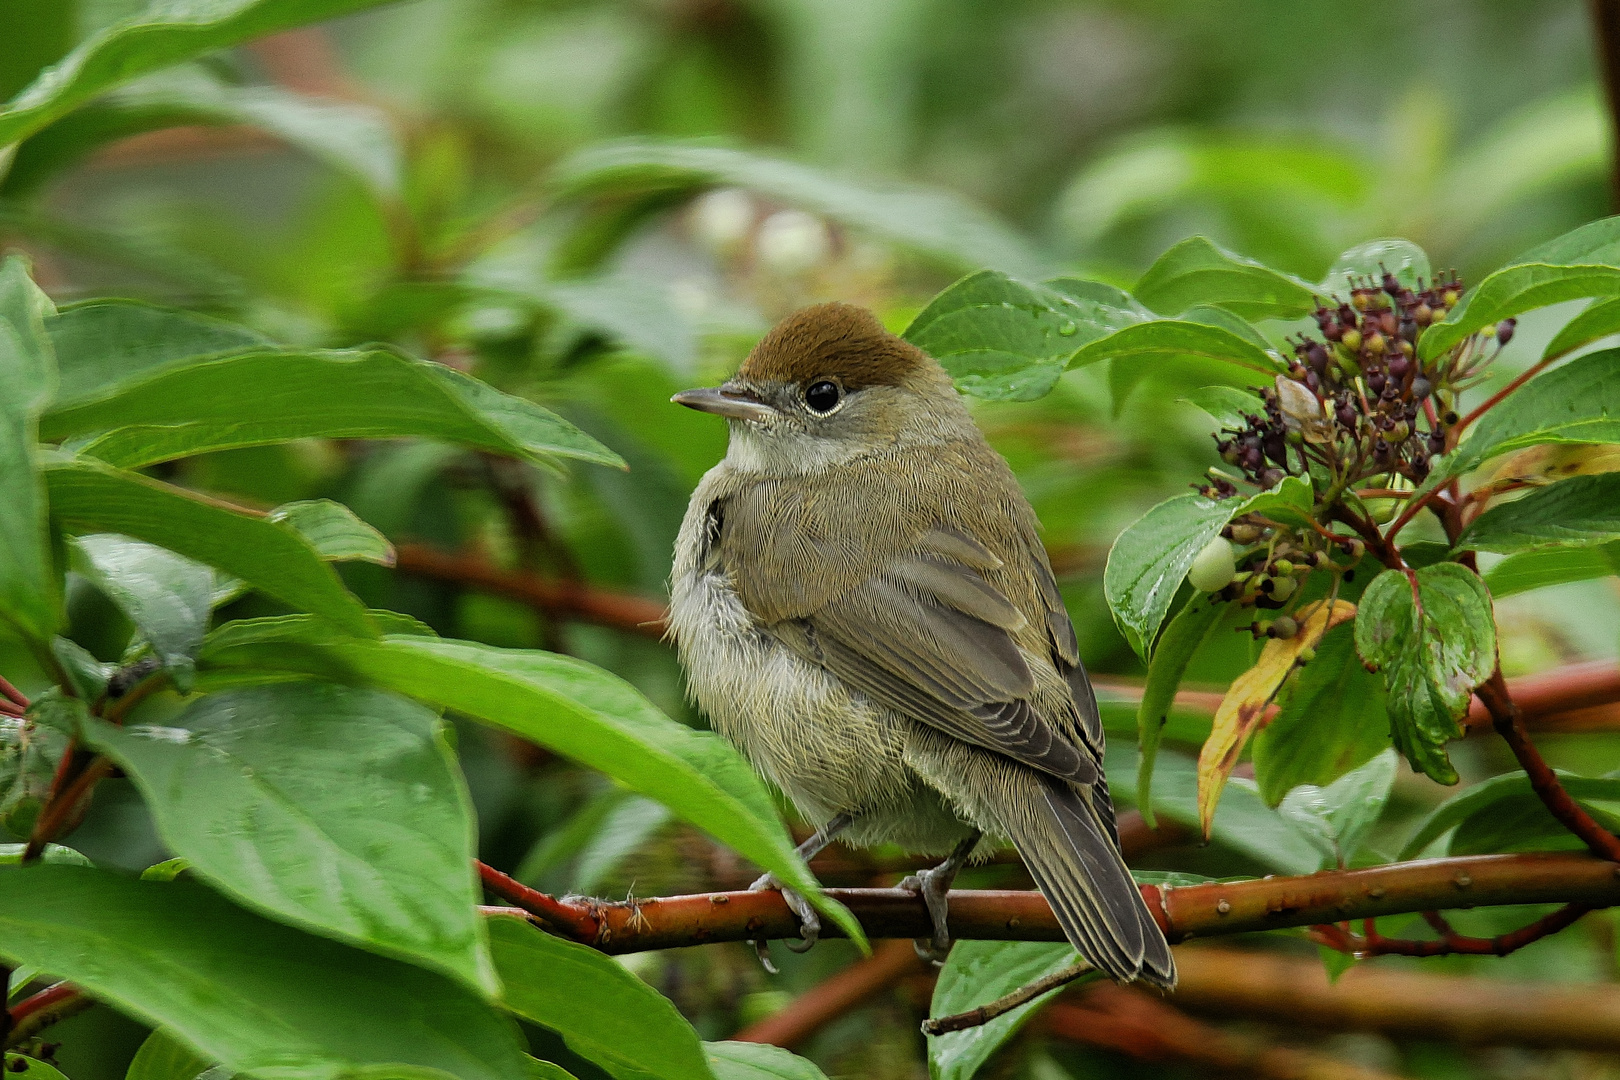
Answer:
739;302;931;390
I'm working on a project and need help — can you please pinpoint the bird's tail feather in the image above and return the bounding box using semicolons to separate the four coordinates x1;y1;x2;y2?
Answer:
1006;772;1176;989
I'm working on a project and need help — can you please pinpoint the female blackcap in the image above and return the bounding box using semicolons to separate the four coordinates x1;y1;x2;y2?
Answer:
668;302;1174;987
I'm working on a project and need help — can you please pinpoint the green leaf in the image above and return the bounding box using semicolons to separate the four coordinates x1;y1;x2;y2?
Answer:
1319;239;1431;296
1460;473;1620;552
1422;217;1620;359
44;458;374;637
0;866;529;1080
6;68;403;203
41;347;622;470
903;271;1151;401
1253;624;1389;805
45;299;270;409
1440;349;1620;479
1136;595;1227;829
5;1056;68;1080
1092;307;1278;414
1355;564;1497;785
1399;770;1620;859
270;500;394;565
1543;296;1620;360
83;681;495;994
0;0;400;148
704;1044;828;1080
0;255;59;644
1132;236;1316;321
1104;477;1309;660
487;915;714;1080
70;534;212;690
196;621;865;949
927;941;1089;1080
550;139;1045;278
1484;542;1620;597
1274;749;1398;867
1180;385;1265;430
126;1030;216;1080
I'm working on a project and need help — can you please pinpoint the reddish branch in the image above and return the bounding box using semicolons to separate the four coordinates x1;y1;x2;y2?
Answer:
482;851;1620;954
476;861;603;941
394;544;668;639
1311;903;1591;957
1171;945;1620;1050
1044;987;1401;1080
0;676;29;710
1476;670;1620;862
732;940;927;1048
5;982;90;1048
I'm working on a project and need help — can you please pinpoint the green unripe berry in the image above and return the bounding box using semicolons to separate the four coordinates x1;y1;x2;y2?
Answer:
1270;575;1298;601
1188;536;1237;592
1268;615;1299;639
1340;328;1362;352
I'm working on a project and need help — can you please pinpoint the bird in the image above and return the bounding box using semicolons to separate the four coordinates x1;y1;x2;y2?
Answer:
666;301;1175;988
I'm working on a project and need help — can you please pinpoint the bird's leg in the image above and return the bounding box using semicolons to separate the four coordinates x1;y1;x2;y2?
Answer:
749;812;854;971
901;830;982;964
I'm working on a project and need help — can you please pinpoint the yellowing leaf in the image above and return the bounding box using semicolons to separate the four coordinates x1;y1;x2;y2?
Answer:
1196;599;1356;838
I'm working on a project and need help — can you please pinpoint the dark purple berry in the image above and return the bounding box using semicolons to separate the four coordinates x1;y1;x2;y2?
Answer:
1337;404;1357;428
1497;318;1516;346
1306;341;1329;373
1428;431;1446;455
1388;354;1411;381
1367;370;1387;394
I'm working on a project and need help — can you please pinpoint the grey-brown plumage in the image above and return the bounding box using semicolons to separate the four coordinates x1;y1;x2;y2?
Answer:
668;302;1175;988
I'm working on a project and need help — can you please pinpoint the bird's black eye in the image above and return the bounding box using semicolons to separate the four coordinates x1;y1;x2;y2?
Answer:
804;380;842;413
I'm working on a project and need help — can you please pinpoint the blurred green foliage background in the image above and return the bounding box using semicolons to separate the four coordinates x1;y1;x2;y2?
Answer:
9;1;1620;1077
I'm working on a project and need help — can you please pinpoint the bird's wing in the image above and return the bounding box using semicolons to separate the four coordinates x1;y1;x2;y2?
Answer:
719;452;1101;783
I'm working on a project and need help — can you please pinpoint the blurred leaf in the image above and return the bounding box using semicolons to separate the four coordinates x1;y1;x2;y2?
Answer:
526;1061;577;1080
903;271;1150;401
269;500;394;566
1320;239;1431;294
1483;542;1620;597
704;1044;827;1080
1422;218;1620;358
927;940;1088;1080
1447;791;1620;855
0;0;75;102
1197;599;1356;838
1253;623;1389;805
0;866;528;1079
570;795;671;894
488;915;714;1080
1441;349;1620;479
126;1029;216;1080
41;347;623;470
197;620;865;949
0;0;400;147
84;681;495;994
0;256;59;644
1355;564;1496;785
1543;296;1620;359
551;139;1045;277
1460;473;1620;552
46;299;270;408
70;534;212;690
514;785;630;889
1106;745;1324;874
1275;749;1398;867
1400;770;1620;859
1180;385;1264;430
1136;594;1226;829
1104;477;1309;660
45;458;374;636
1132;236;1316;321
6;68;404;203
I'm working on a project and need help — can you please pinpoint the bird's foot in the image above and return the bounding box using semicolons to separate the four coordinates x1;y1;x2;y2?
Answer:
900;865;955;964
748;872;822;972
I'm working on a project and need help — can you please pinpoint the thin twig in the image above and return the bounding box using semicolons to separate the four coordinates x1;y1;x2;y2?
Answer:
22;756;114;862
1477;669;1620;862
921;960;1093;1036
1311;903;1591;957
733;940;925;1048
0;674;29;710
5;982;90;1049
476;861;604;941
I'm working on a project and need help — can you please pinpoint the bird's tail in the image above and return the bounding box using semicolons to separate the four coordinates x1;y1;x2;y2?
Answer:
1004;771;1176;989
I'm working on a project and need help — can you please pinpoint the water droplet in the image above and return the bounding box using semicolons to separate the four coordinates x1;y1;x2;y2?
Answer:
1057;321;1078;336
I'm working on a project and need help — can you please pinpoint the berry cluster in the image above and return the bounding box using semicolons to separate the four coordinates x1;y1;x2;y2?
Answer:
1189;266;1516;629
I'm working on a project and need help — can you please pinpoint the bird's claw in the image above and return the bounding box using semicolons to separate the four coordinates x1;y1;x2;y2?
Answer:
901;867;954;965
747;872;822;970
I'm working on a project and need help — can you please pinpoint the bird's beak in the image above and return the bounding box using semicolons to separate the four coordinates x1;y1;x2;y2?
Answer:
670;385;780;423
